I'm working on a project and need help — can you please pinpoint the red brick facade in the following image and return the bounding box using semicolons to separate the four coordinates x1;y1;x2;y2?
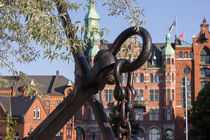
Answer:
74;19;210;140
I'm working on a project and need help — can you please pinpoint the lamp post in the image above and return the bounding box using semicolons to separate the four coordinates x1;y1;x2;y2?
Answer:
185;77;188;140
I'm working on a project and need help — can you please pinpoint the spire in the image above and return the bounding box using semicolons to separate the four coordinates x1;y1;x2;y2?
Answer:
203;17;207;24
84;0;100;57
162;33;175;56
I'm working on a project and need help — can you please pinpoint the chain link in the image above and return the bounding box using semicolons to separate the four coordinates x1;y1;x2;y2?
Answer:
113;59;137;140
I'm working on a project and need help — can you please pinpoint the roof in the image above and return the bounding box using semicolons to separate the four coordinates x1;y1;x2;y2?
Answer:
0;73;69;96
162;33;175;56
11;96;35;117
0;96;36;117
84;1;100;20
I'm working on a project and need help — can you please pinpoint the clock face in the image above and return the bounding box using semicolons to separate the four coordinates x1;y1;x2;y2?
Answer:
91;20;97;26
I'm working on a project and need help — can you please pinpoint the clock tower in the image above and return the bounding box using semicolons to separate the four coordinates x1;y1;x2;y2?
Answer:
84;0;100;64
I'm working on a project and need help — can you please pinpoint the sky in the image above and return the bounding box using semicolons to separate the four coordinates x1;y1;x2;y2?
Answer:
2;0;210;81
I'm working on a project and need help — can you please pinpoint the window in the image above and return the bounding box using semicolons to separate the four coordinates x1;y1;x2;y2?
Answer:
172;58;174;64
135;89;144;101
190;52;193;59
91;132;96;140
75;108;82;121
150;74;154;82
150;109;159;121
149;128;160;140
104;89;113;102
56;101;61;107
91;112;95;120
37;107;41;119
172;73;174;81
134;109;144;121
134;74;139;83
167;73;170;81
167;89;170;101
200;47;210;65
150;90;154;102
140;74;144;83
34;107;36;119
201;81;208;89
150;89;159;102
155;74;159;82
184;52;188;58
46;101;50;106
167;58;170;64
172;89;174;101
179;52;183;58
167;108;171;121
181;77;191;108
183;67;190;75
14;132;20;140
124;74;128;83
155;90;159;102
200;68;210;78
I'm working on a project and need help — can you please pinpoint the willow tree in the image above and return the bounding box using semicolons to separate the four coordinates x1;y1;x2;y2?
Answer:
0;0;145;139
0;0;144;74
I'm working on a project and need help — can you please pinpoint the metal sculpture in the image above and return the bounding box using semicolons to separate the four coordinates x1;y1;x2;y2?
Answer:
27;2;152;139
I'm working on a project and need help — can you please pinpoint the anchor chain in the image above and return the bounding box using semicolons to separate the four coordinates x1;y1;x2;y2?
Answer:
113;59;137;139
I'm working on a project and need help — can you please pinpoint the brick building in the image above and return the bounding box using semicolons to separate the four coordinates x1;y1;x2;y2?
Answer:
0;71;74;140
73;1;210;140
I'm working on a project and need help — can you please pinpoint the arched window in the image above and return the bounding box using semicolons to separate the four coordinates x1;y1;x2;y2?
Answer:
134;74;139;83
165;129;174;140
184;52;188;58
167;58;170;64
171;58;174;64
37;107;41;119
155;74;159;82
200;47;210;65
181;77;191;108
14;132;20;140
190;52;193;59
91;132;96;140
179;52;183;58
149;128;160;140
166;108;171;121
140;74;144;83
167;73;170;81
34;107;36;119
150;74;154;82
172;73;174;81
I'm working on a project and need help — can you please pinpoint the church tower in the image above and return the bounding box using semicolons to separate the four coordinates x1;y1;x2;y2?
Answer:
84;0;100;66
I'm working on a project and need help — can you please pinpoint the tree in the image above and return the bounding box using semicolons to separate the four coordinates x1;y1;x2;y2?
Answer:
0;0;144;74
189;82;210;140
0;0;145;139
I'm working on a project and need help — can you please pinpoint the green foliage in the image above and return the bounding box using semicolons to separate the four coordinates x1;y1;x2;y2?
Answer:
0;0;144;74
189;82;210;140
5;116;17;140
0;78;8;88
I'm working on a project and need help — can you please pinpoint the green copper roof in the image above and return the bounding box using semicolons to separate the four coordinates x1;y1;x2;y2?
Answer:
192;33;196;38
88;33;100;56
162;33;175;56
67;80;73;87
85;0;100;20
30;79;35;86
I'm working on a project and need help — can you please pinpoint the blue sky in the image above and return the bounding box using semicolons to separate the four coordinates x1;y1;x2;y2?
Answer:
2;0;210;81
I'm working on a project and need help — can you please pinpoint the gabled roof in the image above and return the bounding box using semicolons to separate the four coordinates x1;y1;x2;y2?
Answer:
0;96;36;117
11;96;35;117
0;73;69;96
